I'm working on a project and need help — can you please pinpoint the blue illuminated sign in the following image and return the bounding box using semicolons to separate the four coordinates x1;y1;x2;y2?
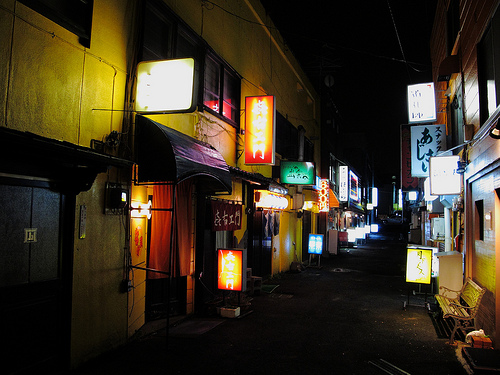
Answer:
308;234;324;254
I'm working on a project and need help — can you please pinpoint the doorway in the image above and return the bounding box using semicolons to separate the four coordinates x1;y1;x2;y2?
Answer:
0;183;68;374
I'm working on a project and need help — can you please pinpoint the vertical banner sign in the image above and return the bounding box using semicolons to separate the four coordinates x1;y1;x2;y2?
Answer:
406;247;432;284
218;249;243;291
211;201;242;231
318;179;330;212
339;166;348;202
245;95;276;165
410;124;446;178
407;82;437;123
400;124;418;190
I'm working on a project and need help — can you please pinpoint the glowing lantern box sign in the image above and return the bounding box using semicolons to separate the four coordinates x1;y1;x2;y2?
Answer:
339;166;348;201
308;234;324;254
135;58;196;113
245;95;276;165
429;155;461;195
218;249;245;291
406;247;433;284
318;179;330;212
280;161;316;185
407;82;437;123
255;190;288;210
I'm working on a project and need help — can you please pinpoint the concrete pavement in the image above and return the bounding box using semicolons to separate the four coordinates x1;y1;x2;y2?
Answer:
73;239;471;374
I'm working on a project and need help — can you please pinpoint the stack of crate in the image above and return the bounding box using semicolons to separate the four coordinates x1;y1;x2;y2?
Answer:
246;268;262;295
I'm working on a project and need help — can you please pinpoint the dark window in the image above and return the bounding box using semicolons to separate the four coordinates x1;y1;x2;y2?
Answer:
304;137;314;162
449;87;464;147
203;54;240;125
478;10;500;123
276;113;298;160
141;0;240;123
19;0;93;48
475;200;484;241
142;2;174;60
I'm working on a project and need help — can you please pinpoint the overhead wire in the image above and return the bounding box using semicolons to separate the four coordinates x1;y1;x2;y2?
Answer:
201;0;431;70
387;0;411;81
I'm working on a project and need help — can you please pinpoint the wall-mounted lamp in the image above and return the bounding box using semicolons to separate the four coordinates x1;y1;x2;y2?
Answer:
130;200;152;219
489;121;500;139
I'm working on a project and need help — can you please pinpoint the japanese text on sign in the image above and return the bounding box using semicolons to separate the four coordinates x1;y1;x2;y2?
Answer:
339;166;348;202
318;179;329;212
308;234;324;254
407;82;437;123
218;249;243;291
211;201;242;231
245;96;275;165
410;124;446;178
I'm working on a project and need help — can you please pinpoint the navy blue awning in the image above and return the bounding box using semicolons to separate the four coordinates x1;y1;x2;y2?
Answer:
135;115;232;193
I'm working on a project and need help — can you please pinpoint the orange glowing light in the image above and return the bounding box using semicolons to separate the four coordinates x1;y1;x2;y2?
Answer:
218;249;243;291
318;179;330;212
244;96;275;165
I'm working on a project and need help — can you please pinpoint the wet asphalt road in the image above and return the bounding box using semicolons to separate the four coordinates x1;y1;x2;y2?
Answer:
74;237;468;375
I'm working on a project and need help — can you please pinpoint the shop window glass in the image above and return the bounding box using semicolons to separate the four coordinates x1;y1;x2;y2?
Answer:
204;56;221;112
475;200;484;241
203;54;240;125
478;10;500;123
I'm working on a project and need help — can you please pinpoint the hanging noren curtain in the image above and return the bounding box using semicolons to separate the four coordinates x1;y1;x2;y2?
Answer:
149;180;193;279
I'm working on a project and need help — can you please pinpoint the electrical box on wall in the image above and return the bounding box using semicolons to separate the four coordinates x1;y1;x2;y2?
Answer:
105;183;128;215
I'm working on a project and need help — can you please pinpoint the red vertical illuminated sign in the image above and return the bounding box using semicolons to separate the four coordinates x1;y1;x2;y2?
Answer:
401;124;418;190
218;249;243;291
318;179;330;212
245;95;276;165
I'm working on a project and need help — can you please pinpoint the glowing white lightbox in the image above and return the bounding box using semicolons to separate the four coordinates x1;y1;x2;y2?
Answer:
135;58;196;113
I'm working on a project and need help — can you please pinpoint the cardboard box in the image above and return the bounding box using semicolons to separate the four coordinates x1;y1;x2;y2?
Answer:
472;336;493;349
220;306;240;318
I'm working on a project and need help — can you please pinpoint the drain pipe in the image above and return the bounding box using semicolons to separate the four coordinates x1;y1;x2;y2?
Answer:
297;125;305;196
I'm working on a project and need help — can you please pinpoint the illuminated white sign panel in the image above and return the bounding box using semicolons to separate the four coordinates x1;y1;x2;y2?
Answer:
135;58;196;113
372;187;378;207
429;155;461;195
255;190;288;210
349;171;359;202
339;166;348;202
410;124;446;177
407;82;437;123
424;177;438;201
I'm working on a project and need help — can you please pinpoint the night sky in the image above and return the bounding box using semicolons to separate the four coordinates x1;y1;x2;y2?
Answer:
260;0;437;185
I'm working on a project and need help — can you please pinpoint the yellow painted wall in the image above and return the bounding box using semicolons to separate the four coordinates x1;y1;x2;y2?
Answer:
158;0;319;280
128;184;150;337
163;0;321;174
0;0;138;368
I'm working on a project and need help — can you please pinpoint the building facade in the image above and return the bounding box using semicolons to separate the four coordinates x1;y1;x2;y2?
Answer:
430;0;500;346
0;0;320;372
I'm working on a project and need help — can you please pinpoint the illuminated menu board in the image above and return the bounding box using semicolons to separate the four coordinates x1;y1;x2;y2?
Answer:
406;247;432;284
308;234;324;254
218;249;244;291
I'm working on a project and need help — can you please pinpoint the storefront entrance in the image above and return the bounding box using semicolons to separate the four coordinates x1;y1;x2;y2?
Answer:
0;182;68;375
